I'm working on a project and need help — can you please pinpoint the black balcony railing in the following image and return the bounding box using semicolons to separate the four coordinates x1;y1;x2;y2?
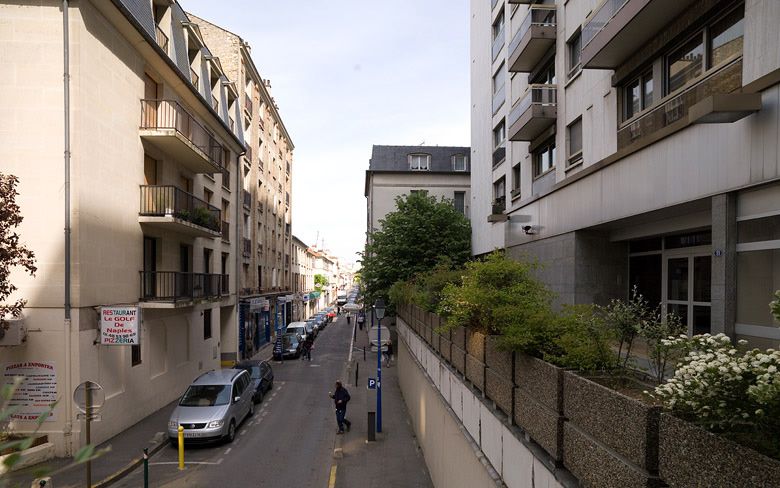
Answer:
139;271;223;302
242;238;252;257
492;196;506;215
139;185;221;233
140;99;225;169
221;221;229;241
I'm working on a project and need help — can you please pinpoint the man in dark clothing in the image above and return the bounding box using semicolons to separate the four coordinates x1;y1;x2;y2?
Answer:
329;381;351;434
301;335;314;361
346;313;351;325
357;312;365;331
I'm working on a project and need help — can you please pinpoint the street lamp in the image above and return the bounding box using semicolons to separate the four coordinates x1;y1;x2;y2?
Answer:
374;298;385;433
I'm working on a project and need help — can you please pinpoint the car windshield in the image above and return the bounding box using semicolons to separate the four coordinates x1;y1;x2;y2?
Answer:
282;335;298;347
179;385;231;407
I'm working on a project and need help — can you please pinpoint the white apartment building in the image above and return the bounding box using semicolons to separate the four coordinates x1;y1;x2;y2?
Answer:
1;0;247;456
474;0;779;348
364;145;472;233
190;15;295;361
292;235;316;320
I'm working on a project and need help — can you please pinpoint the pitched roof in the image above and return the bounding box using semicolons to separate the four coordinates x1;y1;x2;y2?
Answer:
368;145;470;173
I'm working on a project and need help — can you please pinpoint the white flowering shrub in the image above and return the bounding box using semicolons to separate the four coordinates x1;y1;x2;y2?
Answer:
652;333;780;436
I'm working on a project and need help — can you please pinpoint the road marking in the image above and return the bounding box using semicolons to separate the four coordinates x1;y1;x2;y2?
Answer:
328;465;338;488
240;429;247;435
310;364;321;367
150;461;222;466
224;447;232;455
216;458;223;465
262;410;268;417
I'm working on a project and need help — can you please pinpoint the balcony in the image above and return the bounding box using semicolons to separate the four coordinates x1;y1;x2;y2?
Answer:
155;25;169;55
244;95;253;117
491;26;505;62
508;5;556;73
617;58;757;149
242;238;252;258
492;145;506;167
508;84;557;141
139;271;223;306
581;0;696;69
139;99;224;174
138;185;221;238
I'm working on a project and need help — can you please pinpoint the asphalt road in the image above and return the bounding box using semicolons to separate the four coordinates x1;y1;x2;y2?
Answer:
115;314;353;488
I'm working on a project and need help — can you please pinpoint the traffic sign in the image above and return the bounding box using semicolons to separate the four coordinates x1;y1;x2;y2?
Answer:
367;377;377;389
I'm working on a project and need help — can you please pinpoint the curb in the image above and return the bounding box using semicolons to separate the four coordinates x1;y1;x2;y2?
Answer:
93;433;168;488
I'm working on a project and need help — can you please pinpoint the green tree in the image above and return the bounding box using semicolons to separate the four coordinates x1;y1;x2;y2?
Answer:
361;192;471;307
314;274;328;292
0;174;36;329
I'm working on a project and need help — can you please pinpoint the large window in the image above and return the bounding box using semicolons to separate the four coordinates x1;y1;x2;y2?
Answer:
493;120;506;149
566;117;583;166
492;9;505;40
408;154;430;171
623;70;653;121
452;154;468;171
512;162;521;193
533;139;556;177
453;191;466;215
667;35;704;93
737;214;780;332
531;57;556;85
709;6;744;67
567;31;582;78
493;63;505;94
492;177;506;213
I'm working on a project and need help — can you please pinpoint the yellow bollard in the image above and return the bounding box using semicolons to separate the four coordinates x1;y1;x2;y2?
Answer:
177;425;185;470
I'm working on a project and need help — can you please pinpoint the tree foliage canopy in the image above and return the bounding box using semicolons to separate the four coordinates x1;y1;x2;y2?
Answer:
0;174;36;327
361;192;471;306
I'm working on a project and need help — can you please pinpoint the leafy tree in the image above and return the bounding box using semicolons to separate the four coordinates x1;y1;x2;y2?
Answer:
0;174;36;330
314;274;328;292
361;192;471;307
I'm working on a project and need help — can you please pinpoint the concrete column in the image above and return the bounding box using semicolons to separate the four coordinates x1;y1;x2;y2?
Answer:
710;193;737;336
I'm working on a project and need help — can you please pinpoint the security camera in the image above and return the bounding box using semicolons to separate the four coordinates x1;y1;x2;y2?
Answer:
522;225;536;235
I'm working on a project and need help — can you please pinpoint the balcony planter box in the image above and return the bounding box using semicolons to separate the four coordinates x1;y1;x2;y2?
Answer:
563;423;662;488
563;371;660;470
562;371;661;486
485;336;514;417
466;354;486;393
451;345;467;376
658;413;780;488
513;354;564;461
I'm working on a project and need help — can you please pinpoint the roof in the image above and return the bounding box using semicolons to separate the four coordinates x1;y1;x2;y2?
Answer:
368;145;471;173
193;369;246;385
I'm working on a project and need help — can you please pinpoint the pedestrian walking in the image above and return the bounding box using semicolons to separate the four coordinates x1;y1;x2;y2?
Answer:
329;381;352;434
357;312;365;331
346;313;351;325
383;341;393;367
301;335;314;361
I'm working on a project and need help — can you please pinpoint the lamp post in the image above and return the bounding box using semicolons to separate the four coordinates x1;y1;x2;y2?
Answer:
374;298;385;433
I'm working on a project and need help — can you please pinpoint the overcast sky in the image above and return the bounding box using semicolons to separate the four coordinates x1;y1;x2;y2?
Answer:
185;0;470;265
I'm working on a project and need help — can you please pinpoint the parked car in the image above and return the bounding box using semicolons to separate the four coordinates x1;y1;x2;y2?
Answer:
274;333;303;359
285;321;309;341
368;326;392;352
316;312;330;325
233;360;274;403
168;369;254;446
306;318;321;333
336;295;347;306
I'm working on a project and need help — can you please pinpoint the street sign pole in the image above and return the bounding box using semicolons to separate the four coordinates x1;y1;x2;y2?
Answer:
85;380;92;487
376;313;382;433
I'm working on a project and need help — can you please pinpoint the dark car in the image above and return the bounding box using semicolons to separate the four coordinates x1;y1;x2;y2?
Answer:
233;360;274;403
274;333;302;360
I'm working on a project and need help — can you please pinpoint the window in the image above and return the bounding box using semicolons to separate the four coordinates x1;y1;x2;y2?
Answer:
709;6;744;67
512;163;521;193
531;57;556;85
409;189;428;196
533;139;556;177
667;35;704;93
492;63;505;94
203;308;212;340
493;120;506;149
408;154;430;171
566;117;583;166
567;31;582;78
131;344;141;366
492;9;505;40
454;192;466;215
737;214;780;330
452;154;468;171
623;70;653;120
493;177;506;212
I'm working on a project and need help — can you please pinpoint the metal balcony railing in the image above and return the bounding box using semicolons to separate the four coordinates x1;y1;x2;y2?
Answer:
517;5;556;46
139;185;221;233
155;25;169;54
582;0;630;48
242;238;252;257
509;84;557;128
139;99;225;169
139;271;223;302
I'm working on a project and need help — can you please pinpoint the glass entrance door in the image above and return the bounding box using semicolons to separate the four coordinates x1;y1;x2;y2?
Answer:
665;252;712;335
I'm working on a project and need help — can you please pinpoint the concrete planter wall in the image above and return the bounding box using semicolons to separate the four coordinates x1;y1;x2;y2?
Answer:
485;336;514;418
659;413;780;488
513;354;564;461
465;330;486;392
562;372;661;487
452;325;466;350
451;345;466;376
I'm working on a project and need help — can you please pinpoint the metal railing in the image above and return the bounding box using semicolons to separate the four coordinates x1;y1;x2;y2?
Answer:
139;271;223;302
139;185;221;233
492;145;506;167
508;84;557;127
492;196;507;215
242;238;252;257
139;99;225;169
155;25;169;54
221;221;229;241
510;5;557;55
582;0;630;48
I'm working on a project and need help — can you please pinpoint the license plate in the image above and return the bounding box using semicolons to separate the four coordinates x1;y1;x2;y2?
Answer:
183;431;205;438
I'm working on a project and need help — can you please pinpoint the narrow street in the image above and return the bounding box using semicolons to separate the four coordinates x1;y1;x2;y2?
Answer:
114;314;354;488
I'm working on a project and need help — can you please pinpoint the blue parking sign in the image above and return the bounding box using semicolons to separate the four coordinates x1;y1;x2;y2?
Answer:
367;377;377;389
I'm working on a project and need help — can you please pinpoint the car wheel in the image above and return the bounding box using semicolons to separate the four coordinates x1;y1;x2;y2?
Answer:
169;438;178;448
226;420;236;443
256;389;264;403
267;379;273;391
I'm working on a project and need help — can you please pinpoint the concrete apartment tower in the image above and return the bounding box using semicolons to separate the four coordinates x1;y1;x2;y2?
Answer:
190;15;296;360
473;0;779;348
1;0;249;456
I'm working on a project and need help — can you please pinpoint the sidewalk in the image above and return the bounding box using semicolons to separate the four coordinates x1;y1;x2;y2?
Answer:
335;321;433;488
4;342;276;488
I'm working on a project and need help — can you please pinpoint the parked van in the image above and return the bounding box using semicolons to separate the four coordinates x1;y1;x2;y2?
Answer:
285;321;310;341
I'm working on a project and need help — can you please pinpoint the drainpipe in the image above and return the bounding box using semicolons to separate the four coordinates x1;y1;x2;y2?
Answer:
62;0;74;455
235;154;241;360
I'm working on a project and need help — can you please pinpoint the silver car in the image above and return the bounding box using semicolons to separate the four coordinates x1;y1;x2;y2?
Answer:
167;369;254;445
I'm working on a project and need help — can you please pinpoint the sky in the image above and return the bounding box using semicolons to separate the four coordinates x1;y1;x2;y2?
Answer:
185;0;470;266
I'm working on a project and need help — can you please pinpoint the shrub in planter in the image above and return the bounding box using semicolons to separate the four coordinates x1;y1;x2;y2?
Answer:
542;304;617;372
601;286;649;368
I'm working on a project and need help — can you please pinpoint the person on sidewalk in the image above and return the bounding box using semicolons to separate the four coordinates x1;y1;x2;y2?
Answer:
329;381;352;434
383;341;393;367
346;313;351;325
357;312;365;331
301;334;314;361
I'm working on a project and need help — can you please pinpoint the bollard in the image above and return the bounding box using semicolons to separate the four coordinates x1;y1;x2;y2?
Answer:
355;361;359;387
177;425;184;470
363;347;366;362
367;411;376;442
143;447;149;488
